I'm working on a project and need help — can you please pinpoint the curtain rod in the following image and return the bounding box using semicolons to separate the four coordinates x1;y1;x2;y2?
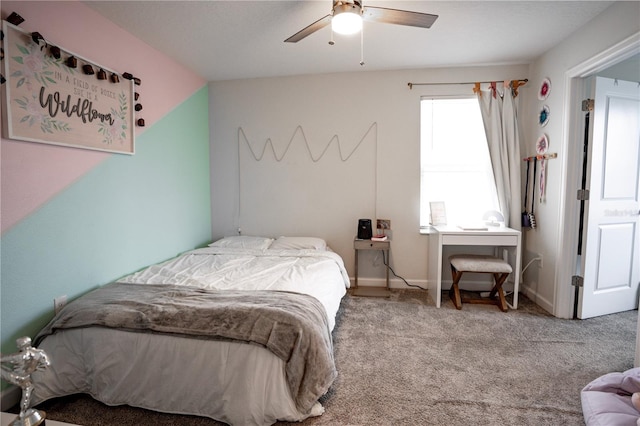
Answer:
407;79;528;90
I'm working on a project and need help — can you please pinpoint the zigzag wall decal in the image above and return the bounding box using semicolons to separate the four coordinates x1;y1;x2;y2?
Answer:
238;122;377;163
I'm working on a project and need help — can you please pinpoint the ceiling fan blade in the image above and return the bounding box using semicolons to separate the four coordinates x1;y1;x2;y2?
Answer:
285;14;332;43
363;6;438;28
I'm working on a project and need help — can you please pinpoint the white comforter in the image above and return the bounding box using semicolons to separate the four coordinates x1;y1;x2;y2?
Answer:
33;246;350;425
118;247;350;330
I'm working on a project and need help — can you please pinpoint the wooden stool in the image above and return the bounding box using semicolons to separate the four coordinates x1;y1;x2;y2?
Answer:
449;254;512;312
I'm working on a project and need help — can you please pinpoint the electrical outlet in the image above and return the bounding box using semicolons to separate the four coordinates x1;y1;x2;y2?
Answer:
54;295;67;314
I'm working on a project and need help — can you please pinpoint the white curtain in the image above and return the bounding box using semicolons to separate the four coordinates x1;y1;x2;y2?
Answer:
476;82;522;230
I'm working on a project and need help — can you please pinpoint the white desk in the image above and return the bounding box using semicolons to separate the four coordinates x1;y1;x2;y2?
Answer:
423;225;522;309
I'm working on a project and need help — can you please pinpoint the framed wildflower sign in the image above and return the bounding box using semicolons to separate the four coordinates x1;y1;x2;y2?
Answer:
2;22;135;154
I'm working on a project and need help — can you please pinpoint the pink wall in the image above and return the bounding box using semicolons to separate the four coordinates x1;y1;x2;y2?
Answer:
1;1;206;233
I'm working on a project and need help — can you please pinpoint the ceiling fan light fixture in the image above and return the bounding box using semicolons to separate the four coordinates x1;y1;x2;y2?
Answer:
332;3;362;35
284;0;438;44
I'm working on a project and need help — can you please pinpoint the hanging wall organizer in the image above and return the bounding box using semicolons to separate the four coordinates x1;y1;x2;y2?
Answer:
523;150;557;208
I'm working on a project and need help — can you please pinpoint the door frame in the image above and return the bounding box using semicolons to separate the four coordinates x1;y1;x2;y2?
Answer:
554;32;640;319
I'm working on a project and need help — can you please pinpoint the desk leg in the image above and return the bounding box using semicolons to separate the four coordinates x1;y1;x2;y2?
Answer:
436;244;442;308
501;244;521;310
428;234;443;308
511;235;522;309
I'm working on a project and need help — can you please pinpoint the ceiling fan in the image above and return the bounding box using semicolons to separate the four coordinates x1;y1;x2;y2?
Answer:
284;0;438;43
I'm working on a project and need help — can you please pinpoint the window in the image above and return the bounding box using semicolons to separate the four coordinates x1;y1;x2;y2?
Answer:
420;97;500;227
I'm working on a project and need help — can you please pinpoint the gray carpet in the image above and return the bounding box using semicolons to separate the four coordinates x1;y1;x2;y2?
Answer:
28;290;636;425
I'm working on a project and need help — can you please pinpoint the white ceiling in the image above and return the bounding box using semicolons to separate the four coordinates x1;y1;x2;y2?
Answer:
84;1;615;81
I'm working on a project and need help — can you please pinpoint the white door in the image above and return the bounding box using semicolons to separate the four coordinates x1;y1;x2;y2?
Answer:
578;76;640;319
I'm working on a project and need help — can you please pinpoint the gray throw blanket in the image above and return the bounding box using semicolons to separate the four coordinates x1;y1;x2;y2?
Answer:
35;282;337;412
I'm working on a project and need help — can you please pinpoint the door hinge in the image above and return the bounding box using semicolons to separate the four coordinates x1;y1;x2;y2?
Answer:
582;99;594;112
572;275;584;287
577;189;590;201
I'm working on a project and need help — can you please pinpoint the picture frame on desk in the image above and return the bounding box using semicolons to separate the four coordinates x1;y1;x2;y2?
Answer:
429;201;447;225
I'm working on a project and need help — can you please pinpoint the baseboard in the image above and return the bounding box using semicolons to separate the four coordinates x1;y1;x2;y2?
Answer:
0;386;19;411
353;277;509;292
437;278;515;293
351;277;554;313
351;277;428;290
520;283;554;314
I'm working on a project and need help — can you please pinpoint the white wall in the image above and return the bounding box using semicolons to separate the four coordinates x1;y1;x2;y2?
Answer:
209;64;528;288
209;2;639;313
521;1;640;316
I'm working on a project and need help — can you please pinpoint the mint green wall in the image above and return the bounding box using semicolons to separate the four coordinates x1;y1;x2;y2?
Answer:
1;86;211;358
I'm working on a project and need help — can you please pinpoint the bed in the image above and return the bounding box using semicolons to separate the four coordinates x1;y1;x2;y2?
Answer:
31;236;350;426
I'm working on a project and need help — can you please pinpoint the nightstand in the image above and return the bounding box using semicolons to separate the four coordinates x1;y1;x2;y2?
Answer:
353;238;391;297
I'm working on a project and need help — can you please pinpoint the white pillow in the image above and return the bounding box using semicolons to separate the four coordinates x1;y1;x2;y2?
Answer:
208;236;274;250
269;236;327;251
